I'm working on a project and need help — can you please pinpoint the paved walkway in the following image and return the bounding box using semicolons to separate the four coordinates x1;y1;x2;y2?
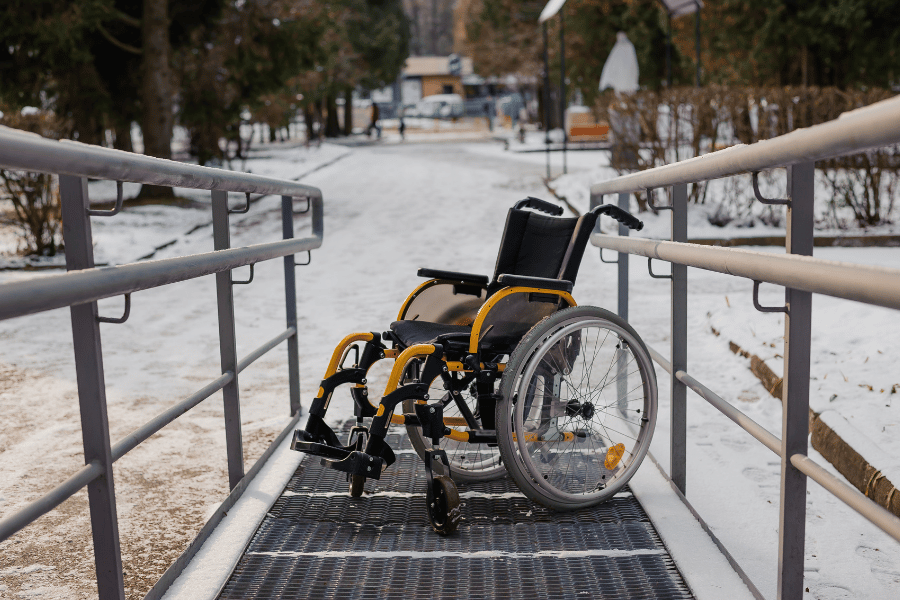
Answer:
216;425;694;600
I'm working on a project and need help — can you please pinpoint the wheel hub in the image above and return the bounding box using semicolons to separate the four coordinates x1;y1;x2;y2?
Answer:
565;400;595;420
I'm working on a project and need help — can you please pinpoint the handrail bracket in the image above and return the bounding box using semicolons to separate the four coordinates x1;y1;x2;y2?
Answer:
648;258;673;279
646;188;673;211
752;280;788;314
232;263;255;285
87;181;126;217
752;172;790;206
97;293;131;324
229;192;252;215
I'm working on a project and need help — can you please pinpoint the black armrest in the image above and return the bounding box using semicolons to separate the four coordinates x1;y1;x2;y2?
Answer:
417;268;489;285
496;274;573;293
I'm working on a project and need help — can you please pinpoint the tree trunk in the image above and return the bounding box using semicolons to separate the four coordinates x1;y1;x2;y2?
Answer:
324;94;341;138
303;106;315;143
138;0;175;199
343;89;353;135
113;122;133;152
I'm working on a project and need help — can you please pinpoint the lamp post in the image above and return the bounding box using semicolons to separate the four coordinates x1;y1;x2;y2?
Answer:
539;0;568;178
657;0;703;87
695;0;701;87
559;10;567;174
542;22;551;179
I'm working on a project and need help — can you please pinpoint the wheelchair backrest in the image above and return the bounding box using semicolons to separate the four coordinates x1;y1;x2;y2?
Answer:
488;203;599;294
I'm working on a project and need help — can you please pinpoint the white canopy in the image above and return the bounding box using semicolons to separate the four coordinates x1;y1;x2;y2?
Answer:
538;0;567;23
598;32;640;94
659;0;702;17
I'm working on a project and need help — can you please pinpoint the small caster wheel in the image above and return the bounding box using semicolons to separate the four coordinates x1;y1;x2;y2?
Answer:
349;474;365;497
425;475;460;535
347;428;368;498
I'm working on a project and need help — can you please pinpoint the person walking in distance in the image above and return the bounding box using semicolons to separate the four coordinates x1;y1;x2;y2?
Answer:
367;102;382;139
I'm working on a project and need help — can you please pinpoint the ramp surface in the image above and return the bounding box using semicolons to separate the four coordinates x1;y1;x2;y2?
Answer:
217;426;694;600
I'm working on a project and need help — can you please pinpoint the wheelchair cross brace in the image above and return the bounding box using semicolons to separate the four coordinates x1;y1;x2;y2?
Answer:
292;337;450;482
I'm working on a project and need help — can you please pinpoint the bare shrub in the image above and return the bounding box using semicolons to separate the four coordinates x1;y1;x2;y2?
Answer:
0;108;68;256
595;86;899;227
0;170;61;256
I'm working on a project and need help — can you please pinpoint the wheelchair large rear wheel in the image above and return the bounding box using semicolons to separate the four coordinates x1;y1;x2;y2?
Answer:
496;306;657;510
403;373;505;483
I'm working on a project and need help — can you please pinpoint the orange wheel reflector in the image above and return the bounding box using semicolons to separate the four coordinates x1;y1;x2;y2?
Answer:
605;443;625;470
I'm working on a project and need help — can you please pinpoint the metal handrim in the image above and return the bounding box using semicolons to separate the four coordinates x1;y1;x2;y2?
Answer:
513;317;656;504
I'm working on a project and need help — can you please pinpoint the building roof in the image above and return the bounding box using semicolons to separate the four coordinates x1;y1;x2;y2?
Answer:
404;55;474;77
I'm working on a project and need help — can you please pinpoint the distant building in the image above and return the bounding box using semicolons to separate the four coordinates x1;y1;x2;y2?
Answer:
401;55;474;104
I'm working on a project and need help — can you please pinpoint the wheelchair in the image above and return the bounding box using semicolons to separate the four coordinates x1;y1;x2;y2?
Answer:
292;197;658;535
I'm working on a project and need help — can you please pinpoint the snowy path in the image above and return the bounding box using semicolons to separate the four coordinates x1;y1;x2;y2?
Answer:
1;139;898;599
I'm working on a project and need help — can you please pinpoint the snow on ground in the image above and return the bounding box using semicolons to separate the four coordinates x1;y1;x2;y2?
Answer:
1;135;899;599
0;142;347;600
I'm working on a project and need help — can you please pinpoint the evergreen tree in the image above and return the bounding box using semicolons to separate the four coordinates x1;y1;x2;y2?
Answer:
293;0;409;138
699;0;900;88
176;0;318;164
0;0;223;198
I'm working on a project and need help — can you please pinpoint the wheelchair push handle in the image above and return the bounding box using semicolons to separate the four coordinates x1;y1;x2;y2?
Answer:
591;204;644;231
514;197;564;216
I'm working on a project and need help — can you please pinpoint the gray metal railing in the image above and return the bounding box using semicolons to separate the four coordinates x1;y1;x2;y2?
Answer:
589;95;900;600
0;125;323;600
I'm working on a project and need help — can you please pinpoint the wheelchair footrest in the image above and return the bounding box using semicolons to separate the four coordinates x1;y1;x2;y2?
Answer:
292;439;385;480
323;449;385;480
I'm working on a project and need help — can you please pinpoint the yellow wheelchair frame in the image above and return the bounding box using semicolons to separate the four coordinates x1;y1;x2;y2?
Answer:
292;197;657;534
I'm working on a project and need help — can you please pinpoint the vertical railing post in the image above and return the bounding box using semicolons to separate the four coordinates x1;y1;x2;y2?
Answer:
211;191;244;490
616;192;631;412
59;175;125;600
670;183;688;493
616;192;630;322
282;196;301;416
591;190;632;413
777;162;814;599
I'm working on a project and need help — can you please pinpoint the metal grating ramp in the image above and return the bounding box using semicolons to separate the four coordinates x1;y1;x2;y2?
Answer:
217;425;694;600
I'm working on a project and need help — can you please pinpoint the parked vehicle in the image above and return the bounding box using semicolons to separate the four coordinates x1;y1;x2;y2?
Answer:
414;94;465;119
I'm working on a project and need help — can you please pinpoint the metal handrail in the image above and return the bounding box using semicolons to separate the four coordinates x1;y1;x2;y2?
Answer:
109;372;235;462
647;345;900;542
0;126;321;600
237;327;297;373
590;234;900;311
590;95;900;196
589;96;900;599
646;346;782;456
0;125;322;199
0;461;103;541
0;231;322;322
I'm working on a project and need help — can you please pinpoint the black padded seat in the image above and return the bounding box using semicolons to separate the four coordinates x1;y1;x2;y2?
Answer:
389;320;471;348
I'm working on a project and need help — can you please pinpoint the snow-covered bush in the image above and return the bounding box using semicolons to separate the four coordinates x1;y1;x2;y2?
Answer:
593;86;899;227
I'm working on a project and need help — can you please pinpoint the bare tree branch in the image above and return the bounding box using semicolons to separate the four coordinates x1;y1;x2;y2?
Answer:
97;22;142;55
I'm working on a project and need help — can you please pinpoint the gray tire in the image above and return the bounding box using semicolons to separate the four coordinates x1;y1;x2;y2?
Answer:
496;306;657;510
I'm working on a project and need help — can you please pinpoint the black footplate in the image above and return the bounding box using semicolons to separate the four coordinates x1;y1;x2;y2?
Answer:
323;449;384;480
291;434;385;480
